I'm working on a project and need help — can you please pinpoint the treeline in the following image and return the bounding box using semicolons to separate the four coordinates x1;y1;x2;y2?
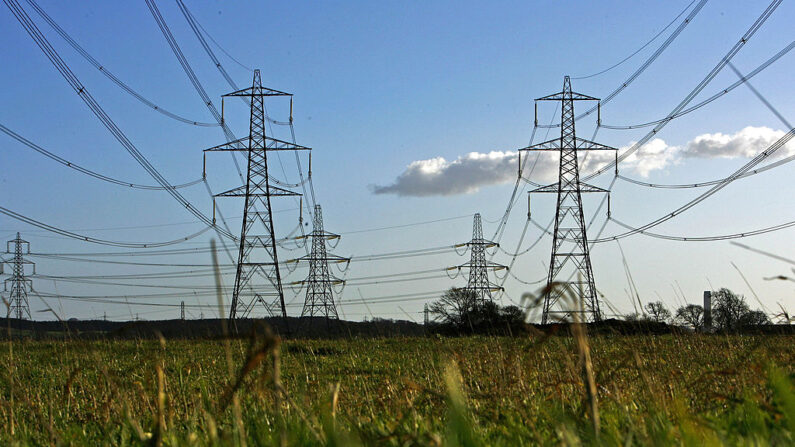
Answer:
424;287;790;335
624;288;777;330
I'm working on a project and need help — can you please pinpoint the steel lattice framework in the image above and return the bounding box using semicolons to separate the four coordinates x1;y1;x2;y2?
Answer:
204;70;310;320
453;213;506;303
290;204;349;320
3;233;34;319
520;76;616;323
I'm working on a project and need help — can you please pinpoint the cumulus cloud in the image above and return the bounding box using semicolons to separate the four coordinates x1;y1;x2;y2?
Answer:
371;127;791;197
370;151;526;196
615;138;681;178
682;126;793;159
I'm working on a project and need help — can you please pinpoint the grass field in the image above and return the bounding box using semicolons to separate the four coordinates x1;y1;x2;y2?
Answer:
1;332;793;445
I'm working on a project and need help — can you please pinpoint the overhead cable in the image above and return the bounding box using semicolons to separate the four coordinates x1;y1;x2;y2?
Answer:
611;217;795;241
572;0;699;80
541;0;709;129
25;0;219;127
0;123;203;190
592;128;795;242
581;0;783;183
3;0;235;239
0;205;212;248
599;40;795;130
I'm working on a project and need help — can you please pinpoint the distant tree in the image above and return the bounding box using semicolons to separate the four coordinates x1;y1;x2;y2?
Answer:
429;288;477;327
623;312;642;322
469;300;501;326
499;305;524;325
739;309;770;326
675;304;704;329
644;301;671;323
712;288;750;330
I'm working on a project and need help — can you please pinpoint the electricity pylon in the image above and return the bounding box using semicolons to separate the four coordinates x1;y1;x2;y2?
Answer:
289;204;349;320
520;76;616;323
451;213;506;303
3;233;34;319
204;70;311;319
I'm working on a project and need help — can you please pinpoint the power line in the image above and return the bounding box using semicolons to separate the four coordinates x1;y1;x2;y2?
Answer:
24;0;219;127
599;40;795;130
35;268;232;280
593;128;795;243
28;253;234;267
541;0;708;129
580;0;783;183
0;205;212;248
3;0;235;240
610;217;795;242
0;123;203;190
340;214;472;235
175;1;254;72
617;153;795;189
572;0;699;80
32;246;218;257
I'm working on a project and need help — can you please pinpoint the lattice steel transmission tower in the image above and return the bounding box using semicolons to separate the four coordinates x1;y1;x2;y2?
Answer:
452;213;506;303
3;233;35;319
289;204;349;320
203;70;311;320
520;76;616;323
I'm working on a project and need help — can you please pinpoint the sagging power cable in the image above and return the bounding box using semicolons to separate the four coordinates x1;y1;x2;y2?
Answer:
541;0;709;129
3;0;235;240
581;0;783;183
599;40;794;130
611;217;795;242
25;0;218;127
572;0;699;80
0;123;203;190
0;205;212;248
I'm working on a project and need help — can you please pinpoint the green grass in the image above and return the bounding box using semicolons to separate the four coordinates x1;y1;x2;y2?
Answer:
0;333;793;445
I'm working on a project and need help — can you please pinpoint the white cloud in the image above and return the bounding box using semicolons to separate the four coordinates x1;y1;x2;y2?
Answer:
370;151;526;196
371;127;791;197
682;126;794;159
616;138;681;178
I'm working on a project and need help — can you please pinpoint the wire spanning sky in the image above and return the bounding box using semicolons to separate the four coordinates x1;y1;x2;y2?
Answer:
0;0;793;322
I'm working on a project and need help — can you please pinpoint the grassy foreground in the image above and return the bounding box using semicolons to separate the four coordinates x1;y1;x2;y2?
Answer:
1;332;793;445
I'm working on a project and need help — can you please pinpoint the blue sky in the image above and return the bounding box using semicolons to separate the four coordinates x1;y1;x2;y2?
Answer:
0;0;793;321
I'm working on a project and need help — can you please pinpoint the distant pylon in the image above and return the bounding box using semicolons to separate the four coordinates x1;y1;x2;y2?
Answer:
520;76;617;323
203;69;311;320
180;301;186;320
290;204;350;320
2;233;34;319
451;213;506;303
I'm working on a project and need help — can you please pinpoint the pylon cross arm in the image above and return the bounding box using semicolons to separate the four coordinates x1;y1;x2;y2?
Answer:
214;184;301;197
223;85;292;97
535;91;599;101
518;137;616;152
204;136;311;152
297;255;350;263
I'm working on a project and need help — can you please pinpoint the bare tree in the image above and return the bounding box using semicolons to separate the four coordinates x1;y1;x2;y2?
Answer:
710;288;772;330
644;301;671;323
429;288;477;327
712;288;749;330
675;304;704;329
